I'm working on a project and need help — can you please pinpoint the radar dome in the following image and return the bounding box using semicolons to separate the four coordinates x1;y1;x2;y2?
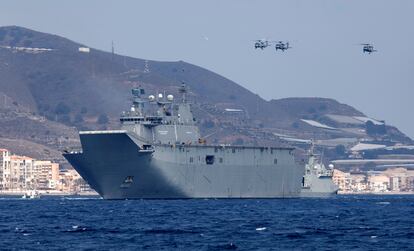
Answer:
158;93;163;99
148;95;155;101
328;164;334;169
167;94;174;101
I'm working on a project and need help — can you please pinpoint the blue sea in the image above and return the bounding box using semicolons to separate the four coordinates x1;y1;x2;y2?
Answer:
0;195;413;250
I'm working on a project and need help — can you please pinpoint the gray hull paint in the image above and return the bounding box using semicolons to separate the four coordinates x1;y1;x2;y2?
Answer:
300;190;337;198
64;131;303;199
300;176;338;197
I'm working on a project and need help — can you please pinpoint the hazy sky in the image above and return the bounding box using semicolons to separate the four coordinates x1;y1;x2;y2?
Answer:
1;0;413;138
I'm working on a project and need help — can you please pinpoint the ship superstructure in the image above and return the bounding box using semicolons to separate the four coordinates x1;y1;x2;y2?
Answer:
301;143;339;197
64;85;304;199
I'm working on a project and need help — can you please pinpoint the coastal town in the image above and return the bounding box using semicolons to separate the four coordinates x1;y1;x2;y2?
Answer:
0;148;94;195
333;167;414;194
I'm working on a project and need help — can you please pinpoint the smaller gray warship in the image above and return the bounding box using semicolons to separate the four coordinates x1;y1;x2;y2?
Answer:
301;143;338;197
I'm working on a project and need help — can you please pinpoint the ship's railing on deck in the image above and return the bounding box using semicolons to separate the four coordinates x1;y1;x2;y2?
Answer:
120;115;163;125
158;143;295;152
79;130;127;134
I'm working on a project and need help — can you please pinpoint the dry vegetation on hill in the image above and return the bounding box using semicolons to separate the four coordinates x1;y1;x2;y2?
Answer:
0;26;411;163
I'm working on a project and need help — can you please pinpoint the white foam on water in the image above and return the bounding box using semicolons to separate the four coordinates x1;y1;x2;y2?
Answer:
376;202;390;205
63;197;101;200
0;197;25;201
256;227;267;231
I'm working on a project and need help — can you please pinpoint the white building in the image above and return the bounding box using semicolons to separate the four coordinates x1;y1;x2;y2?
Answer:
390;176;400;191
34;160;60;190
2;155;35;190
368;174;389;192
0;149;10;190
78;47;90;53
0;149;60;191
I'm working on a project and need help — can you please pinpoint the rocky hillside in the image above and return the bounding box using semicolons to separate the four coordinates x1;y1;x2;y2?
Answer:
0;26;411;163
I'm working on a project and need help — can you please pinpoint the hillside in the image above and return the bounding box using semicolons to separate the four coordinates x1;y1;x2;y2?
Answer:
0;26;411;164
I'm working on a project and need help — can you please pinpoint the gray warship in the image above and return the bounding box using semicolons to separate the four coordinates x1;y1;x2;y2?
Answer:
301;144;339;197
63;85;304;199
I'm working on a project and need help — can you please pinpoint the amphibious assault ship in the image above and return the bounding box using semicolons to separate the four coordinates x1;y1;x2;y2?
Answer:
63;85;304;199
301;144;339;197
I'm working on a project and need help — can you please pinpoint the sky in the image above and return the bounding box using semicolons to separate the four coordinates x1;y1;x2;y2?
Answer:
1;0;413;138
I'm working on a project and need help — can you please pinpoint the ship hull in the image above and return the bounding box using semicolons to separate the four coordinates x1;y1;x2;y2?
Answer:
300;190;338;198
64;131;304;199
300;176;339;198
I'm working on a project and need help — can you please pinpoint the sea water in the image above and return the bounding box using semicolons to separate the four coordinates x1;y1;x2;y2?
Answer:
0;195;413;250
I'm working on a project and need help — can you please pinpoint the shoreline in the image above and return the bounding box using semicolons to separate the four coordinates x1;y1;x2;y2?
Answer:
1;190;413;197
338;191;414;195
0;190;99;196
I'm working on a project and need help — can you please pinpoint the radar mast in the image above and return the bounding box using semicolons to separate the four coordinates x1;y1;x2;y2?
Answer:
178;82;187;103
131;87;145;116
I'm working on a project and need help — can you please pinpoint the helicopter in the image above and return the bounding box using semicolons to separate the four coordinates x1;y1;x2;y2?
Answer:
361;43;377;54
254;39;273;49
275;41;291;51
